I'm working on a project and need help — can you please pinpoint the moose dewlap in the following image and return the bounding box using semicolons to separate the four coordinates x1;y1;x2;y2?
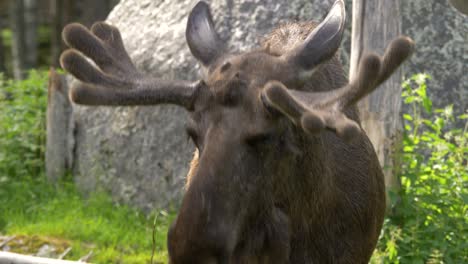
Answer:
60;0;413;263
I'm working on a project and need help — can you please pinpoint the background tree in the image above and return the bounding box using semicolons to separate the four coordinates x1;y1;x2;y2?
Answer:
24;0;38;72
2;0;118;78
9;0;27;79
0;16;6;74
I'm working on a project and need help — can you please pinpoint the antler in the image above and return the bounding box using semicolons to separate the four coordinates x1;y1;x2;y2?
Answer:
262;36;415;142
60;22;200;108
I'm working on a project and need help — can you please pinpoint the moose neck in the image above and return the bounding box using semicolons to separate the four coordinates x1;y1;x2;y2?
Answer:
282;130;340;216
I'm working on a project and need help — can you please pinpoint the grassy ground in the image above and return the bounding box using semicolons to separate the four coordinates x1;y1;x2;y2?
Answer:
0;175;175;263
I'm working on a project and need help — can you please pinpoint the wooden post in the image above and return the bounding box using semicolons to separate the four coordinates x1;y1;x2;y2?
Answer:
46;69;72;182
350;0;403;205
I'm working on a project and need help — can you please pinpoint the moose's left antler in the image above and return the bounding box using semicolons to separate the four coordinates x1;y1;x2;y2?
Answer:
262;36;414;142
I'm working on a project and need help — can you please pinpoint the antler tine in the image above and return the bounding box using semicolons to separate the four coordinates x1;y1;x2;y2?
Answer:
262;82;359;141
62;22;138;76
262;53;382;140
90;22;138;74
60;22;200;108
262;36;414;142
90;22;127;55
271;52;382;114
323;52;382;109
333;36;414;110
60;49;132;89
376;36;415;86
263;83;361;141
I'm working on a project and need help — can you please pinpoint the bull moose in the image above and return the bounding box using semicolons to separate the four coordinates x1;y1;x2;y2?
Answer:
60;0;414;263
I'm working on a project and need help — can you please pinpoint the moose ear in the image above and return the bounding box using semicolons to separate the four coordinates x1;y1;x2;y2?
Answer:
186;1;224;67
285;0;346;70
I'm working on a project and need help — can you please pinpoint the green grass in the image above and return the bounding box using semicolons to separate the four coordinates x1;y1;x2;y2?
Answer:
0;175;174;263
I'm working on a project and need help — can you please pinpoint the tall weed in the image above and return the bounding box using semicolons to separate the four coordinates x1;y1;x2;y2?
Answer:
0;70;47;178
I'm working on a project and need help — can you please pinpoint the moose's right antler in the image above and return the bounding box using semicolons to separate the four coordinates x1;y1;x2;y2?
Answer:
60;22;201;109
262;36;415;142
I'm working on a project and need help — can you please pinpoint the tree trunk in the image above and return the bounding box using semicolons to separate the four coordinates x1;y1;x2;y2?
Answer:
9;0;38;79
50;0;62;68
23;0;38;69
9;0;25;80
0;17;7;75
350;0;403;206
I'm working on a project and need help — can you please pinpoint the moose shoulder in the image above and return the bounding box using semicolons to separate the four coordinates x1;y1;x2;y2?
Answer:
60;0;414;263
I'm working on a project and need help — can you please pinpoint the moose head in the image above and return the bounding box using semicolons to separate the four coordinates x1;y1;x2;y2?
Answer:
60;0;413;263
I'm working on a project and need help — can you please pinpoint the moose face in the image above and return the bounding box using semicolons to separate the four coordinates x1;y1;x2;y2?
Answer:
186;50;297;158
176;51;301;255
60;0;413;262
186;53;289;158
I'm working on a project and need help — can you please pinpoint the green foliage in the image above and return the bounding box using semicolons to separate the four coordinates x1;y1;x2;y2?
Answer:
373;74;468;263
0;70;48;178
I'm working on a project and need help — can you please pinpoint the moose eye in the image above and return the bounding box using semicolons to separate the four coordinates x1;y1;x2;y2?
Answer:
245;133;275;147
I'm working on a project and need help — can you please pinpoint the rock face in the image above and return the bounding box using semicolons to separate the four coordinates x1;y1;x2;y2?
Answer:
69;0;466;210
401;1;467;116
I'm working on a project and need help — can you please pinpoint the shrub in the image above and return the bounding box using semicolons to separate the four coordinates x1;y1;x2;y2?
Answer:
0;70;48;179
374;74;468;263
